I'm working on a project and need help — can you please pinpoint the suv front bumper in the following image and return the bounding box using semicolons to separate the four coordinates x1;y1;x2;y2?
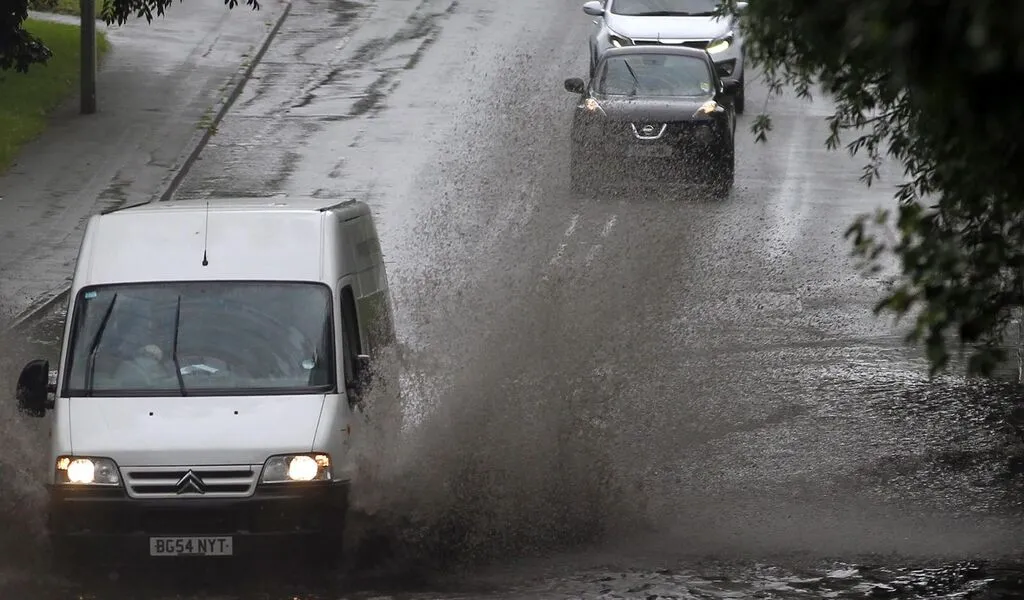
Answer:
47;481;350;562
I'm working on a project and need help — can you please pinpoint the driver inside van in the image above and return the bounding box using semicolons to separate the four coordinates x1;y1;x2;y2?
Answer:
116;343;177;385
111;307;178;387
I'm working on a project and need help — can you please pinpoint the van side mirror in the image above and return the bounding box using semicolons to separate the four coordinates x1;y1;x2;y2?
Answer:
348;354;374;402
721;78;741;96
17;359;53;418
564;77;586;94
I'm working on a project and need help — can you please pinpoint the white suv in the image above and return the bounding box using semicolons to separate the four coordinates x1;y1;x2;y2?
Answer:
584;0;748;113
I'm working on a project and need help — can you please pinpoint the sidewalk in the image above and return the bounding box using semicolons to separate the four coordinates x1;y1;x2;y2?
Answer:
0;0;286;327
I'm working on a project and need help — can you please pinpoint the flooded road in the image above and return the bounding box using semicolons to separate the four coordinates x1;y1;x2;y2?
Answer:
3;0;1024;597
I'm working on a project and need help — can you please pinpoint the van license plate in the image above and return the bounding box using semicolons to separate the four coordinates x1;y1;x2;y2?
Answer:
149;536;233;557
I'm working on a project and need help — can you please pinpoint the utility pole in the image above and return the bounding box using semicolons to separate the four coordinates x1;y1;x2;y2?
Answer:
80;0;97;114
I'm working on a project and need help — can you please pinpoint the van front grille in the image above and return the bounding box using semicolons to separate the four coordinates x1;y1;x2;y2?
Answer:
123;465;258;499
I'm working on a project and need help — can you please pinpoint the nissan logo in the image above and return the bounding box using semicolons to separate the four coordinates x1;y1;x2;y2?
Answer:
642;125;655;135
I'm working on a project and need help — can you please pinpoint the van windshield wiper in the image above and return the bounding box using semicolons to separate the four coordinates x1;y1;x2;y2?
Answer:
171;295;186;397
84;293;119;395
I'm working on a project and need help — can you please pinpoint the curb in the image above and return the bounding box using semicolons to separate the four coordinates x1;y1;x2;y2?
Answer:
3;0;294;335
27;10;110;29
159;0;293;203
6;288;71;334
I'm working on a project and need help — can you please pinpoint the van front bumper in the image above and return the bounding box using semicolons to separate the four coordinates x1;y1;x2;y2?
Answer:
47;481;350;562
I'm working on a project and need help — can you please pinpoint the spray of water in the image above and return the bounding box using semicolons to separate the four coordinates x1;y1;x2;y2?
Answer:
342;262;656;576
0;333;51;574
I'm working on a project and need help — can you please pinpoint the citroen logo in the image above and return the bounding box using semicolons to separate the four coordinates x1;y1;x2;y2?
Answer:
642;125;655;135
175;470;207;495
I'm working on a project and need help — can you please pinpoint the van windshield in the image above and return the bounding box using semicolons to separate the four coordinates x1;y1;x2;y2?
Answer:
63;281;335;397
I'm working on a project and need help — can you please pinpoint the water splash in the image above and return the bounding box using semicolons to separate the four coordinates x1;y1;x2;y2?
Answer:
343;271;651;574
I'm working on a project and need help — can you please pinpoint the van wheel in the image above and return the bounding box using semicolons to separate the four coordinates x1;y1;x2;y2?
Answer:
48;538;111;584
307;542;345;573
364;358;404;475
285;528;346;584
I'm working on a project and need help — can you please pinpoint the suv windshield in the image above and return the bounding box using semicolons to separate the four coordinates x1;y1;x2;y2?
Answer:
597;54;713;97
609;0;719;16
63;281;335;397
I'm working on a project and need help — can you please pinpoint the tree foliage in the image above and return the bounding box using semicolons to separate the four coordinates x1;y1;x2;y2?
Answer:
731;0;1024;376
1;0;259;72
98;0;259;27
2;0;53;72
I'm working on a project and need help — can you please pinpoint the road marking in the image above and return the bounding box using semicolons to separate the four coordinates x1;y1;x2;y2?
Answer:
601;214;617;237
548;213;581;267
549;243;567;266
764;118;813;262
565;213;580;237
544;211;617;277
582;214;616;267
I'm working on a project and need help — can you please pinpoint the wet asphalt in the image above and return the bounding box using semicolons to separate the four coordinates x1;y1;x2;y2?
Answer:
4;0;1024;597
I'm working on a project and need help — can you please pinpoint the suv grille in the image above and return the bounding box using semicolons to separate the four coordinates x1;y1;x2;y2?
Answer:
633;39;710;50
632;122;667;139
123;465;258;499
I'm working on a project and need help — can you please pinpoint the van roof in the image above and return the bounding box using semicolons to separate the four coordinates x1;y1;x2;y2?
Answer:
76;197;374;286
114;196;371;217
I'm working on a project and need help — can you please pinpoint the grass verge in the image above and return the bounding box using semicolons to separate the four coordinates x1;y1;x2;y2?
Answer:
28;0;103;18
0;19;111;173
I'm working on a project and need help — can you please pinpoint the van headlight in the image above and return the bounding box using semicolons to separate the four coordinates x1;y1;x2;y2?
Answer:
55;456;121;486
259;453;332;483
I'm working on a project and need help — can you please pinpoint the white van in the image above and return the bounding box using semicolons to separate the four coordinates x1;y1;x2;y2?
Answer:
15;197;399;566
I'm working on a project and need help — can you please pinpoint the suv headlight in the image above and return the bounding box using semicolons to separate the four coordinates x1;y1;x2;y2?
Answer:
696;100;722;115
608;32;631;47
55;456;121;486
582;97;604;113
706;33;733;54
259;453;332;483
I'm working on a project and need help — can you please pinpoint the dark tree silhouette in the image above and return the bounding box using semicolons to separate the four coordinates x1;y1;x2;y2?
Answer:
2;0;260;72
736;0;1024;375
